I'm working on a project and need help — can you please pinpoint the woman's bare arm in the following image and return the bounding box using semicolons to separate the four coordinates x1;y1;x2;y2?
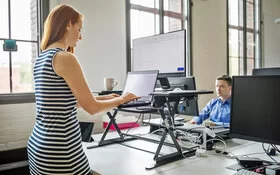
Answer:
53;52;137;115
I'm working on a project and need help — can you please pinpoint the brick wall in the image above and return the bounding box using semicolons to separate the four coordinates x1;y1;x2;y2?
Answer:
0;103;36;151
0;103;105;151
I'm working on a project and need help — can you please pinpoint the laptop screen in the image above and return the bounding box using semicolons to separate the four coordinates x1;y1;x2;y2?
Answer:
122;70;159;101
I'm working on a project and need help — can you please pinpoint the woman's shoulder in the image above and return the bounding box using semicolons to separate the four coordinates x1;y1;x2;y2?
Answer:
55;50;77;61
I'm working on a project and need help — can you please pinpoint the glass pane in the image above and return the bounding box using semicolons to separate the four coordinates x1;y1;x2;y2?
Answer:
247;32;254;75
228;0;239;26
228;29;240;58
238;30;244;75
247;2;254;29
11;42;37;93
247;32;254;59
0;0;9;38
229;57;240;76
247;58;254;75
229;29;245;76
130;0;158;8
130;9;159;45
0;40;10;93
164;17;182;33
11;0;38;40
164;0;182;13
238;0;244;27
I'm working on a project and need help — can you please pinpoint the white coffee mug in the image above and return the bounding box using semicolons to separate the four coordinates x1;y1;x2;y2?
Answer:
104;78;118;91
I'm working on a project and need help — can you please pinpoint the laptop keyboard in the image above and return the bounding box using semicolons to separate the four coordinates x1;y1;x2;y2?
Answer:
118;100;151;108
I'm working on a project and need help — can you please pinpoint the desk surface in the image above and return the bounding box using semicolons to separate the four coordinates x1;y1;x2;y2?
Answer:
85;126;279;175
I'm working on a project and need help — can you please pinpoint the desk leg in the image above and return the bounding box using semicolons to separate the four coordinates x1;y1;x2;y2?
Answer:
100;110;124;143
87;110;135;149
145;105;196;170
153;128;168;160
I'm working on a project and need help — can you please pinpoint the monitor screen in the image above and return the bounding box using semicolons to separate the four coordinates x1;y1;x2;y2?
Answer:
252;67;280;76
132;30;186;78
230;76;280;145
168;76;198;116
122;70;158;101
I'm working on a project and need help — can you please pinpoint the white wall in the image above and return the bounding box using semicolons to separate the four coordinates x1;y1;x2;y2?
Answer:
262;0;280;67
59;0;127;91
192;0;227;107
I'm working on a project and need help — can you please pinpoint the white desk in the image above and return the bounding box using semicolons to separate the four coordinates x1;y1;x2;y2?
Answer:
83;126;280;175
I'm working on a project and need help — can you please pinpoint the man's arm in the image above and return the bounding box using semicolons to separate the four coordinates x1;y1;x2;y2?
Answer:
190;100;213;124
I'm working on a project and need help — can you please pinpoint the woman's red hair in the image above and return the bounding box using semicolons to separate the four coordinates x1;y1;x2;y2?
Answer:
41;4;83;53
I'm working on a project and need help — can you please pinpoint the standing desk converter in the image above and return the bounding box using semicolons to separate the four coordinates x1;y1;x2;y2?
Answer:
87;90;213;169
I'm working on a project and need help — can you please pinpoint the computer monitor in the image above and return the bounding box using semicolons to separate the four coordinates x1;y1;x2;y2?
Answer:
252;67;280;76
131;29;187;78
160;76;198;116
230;76;280;145
171;77;199;116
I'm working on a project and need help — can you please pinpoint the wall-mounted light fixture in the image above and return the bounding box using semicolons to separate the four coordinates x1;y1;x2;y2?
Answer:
274;18;280;24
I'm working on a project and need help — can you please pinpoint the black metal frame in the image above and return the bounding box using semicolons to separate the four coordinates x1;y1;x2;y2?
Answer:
87;90;213;169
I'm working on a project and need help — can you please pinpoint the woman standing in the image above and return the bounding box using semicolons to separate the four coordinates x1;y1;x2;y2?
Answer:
27;4;137;175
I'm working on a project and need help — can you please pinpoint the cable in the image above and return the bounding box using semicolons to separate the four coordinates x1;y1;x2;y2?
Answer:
271;144;280;153
123;113;142;137
262;143;278;163
199;138;227;153
175;130;200;145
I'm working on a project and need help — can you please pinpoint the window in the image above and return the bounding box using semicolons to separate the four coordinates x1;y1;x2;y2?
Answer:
0;0;41;94
228;0;261;76
127;0;191;75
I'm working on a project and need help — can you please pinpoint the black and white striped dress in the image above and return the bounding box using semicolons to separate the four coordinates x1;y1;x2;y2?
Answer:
27;48;91;175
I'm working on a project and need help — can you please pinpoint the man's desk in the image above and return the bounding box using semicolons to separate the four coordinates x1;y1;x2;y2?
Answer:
85;131;280;175
146;118;230;137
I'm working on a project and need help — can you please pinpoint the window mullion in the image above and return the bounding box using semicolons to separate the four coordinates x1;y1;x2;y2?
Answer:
159;0;164;34
8;0;13;92
243;0;247;75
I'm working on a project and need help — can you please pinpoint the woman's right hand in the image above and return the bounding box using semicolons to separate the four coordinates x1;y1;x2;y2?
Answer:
119;92;139;104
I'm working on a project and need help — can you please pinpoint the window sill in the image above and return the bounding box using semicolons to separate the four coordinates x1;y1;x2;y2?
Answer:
0;93;35;104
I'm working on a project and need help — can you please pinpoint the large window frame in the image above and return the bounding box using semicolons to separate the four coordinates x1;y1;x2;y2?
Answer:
125;0;192;76
0;0;49;104
227;0;261;76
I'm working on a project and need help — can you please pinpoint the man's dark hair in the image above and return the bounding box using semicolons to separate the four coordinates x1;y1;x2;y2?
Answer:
216;75;232;86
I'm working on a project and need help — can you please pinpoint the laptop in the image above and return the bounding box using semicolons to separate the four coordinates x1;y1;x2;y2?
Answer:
118;70;159;108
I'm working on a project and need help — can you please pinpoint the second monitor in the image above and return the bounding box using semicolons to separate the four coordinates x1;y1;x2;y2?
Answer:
156;76;199;116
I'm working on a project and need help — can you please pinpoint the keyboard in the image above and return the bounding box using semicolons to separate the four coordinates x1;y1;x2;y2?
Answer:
118;100;151;108
178;123;205;131
233;169;262;175
209;124;230;129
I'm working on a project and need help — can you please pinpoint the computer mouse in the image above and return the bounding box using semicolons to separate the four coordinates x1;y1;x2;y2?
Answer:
173;88;182;91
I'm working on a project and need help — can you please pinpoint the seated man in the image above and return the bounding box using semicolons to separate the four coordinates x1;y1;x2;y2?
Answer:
189;75;232;126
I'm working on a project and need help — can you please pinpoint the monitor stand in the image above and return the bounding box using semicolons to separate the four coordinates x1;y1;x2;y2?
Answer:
158;77;171;90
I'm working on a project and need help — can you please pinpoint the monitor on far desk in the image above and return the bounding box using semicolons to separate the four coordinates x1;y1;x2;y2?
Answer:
151;89;213;127
230;76;280;146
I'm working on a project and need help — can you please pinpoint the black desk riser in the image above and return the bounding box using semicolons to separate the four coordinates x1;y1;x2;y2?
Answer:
87;90;213;169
